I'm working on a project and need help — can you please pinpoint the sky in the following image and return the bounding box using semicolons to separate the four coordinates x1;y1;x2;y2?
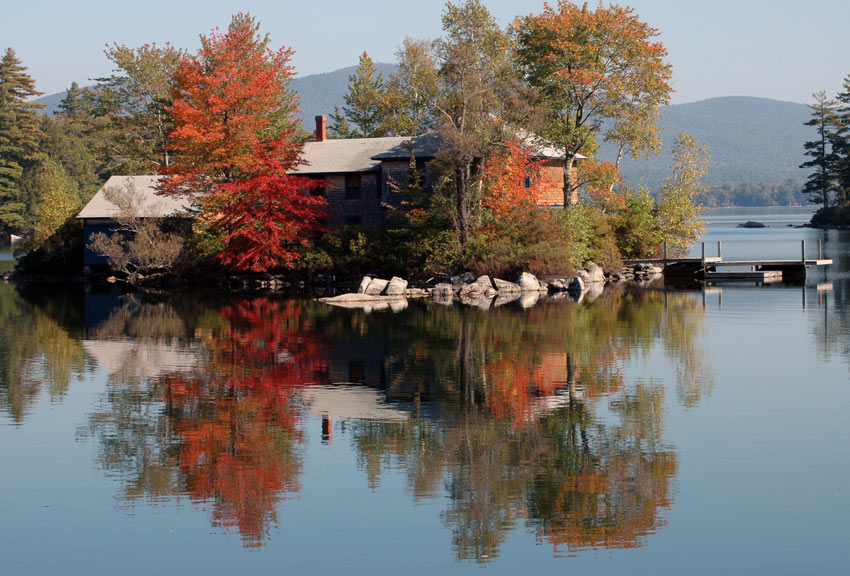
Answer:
2;0;850;105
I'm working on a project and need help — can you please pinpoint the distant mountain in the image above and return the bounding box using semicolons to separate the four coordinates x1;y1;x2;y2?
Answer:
33;62;400;124
35;69;812;201
293;62;398;125
605;96;812;189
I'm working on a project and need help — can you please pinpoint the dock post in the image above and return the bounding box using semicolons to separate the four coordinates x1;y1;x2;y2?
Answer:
801;240;806;265
717;241;722;260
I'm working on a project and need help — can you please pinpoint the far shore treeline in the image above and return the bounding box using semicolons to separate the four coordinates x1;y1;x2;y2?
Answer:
3;1;720;282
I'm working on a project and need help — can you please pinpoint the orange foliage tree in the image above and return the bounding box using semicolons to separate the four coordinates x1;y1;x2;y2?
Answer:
516;1;673;206
161;14;325;272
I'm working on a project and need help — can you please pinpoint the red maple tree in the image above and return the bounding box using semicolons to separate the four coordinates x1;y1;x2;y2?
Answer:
161;13;326;272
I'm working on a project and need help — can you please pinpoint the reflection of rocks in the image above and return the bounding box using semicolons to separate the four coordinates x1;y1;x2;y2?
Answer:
518;291;540;309
493;292;521;307
319;293;408;312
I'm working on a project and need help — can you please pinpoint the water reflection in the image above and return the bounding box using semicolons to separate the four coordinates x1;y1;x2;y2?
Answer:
73;288;712;558
0;283;90;423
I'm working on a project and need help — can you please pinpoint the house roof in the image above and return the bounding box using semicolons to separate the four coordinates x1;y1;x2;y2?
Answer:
371;132;443;160
292;136;412;175
77;175;194;220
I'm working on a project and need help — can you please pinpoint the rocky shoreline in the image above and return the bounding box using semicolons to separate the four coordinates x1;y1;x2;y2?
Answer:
319;261;665;310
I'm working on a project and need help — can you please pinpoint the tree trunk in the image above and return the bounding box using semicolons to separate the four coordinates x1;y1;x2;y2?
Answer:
563;155;576;207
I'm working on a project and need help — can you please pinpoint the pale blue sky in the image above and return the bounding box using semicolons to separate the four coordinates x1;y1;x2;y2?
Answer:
3;0;849;104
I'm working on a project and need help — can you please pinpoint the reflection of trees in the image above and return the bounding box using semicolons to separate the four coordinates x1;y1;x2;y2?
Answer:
338;288;706;562
85;297;327;547
0;284;89;423
79;287;710;556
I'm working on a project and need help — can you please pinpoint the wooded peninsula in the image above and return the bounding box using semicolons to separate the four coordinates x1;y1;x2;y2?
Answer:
2;1;722;287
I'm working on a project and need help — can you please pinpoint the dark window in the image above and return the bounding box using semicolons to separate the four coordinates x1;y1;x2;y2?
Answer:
345;174;361;199
348;360;365;383
345;216;362;226
523;176;532;188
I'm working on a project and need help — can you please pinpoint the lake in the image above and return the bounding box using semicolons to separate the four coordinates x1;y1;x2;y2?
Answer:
1;207;848;575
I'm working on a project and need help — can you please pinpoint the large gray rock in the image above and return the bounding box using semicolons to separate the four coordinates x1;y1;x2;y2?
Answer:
385;276;408;296
357;276;372;294
493;278;522;293
584;262;605;284
432;283;455;297
364;278;389;295
516;272;541;292
475;275;495;290
460;282;483;297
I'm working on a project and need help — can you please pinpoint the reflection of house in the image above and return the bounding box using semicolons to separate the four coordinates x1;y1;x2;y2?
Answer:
75;116;576;265
81;339;203;381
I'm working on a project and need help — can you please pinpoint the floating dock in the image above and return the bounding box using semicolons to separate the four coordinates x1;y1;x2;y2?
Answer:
624;240;832;282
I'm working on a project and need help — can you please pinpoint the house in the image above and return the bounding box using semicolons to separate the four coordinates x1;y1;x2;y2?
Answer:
76;175;193;267
76;116;577;266
294;115;577;229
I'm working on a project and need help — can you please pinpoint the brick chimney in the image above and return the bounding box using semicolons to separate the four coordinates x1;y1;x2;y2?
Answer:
315;115;327;142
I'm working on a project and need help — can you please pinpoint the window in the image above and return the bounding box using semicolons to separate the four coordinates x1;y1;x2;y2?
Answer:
348;360;365;383
345;174;361;199
523;176;532;188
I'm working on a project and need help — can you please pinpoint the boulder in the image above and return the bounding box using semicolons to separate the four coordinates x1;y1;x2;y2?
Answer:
567;276;585;293
493;278;522;293
357;276;372;294
516;272;541;292
364;278;390;295
584;262;605;284
432;283;455;297
404;288;429;298
460;282;484;297
549;279;567;292
475;275;495;290
385;276;408;296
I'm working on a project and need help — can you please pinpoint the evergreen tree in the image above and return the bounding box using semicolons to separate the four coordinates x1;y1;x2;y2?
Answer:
0;48;44;234
800;91;839;209
329;52;388;138
829;77;850;205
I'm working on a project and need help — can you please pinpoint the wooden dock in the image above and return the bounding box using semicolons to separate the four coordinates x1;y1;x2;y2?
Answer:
624;240;832;282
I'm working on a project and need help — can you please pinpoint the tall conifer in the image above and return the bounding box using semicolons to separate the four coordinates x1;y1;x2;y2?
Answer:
0;48;44;234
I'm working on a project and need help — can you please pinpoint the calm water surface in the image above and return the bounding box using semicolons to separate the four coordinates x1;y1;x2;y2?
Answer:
1;207;849;575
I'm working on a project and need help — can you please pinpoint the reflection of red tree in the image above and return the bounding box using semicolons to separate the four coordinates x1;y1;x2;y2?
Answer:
164;298;328;546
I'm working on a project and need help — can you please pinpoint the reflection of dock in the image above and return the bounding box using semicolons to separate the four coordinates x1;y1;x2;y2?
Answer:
625;240;832;282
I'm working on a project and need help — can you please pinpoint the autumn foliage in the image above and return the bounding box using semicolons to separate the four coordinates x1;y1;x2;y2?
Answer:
161;14;326;272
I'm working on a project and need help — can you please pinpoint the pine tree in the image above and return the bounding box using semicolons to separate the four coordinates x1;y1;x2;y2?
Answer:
0;47;44;234
329;52;388;138
829;77;850;205
800;91;839;210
